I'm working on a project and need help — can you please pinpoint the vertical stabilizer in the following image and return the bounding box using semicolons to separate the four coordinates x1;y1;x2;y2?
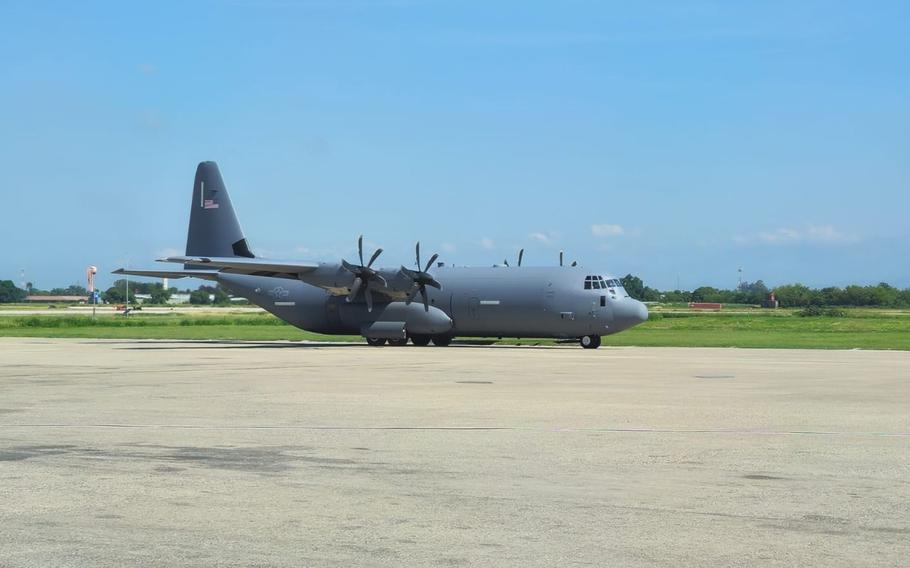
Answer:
185;162;253;267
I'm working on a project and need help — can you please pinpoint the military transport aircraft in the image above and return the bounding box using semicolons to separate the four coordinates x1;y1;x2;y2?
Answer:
115;162;648;348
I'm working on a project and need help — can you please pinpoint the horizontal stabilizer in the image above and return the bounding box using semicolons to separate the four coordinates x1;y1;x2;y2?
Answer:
159;256;319;274
111;268;220;281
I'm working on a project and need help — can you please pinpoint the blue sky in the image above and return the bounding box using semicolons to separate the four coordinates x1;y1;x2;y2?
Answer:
1;1;907;291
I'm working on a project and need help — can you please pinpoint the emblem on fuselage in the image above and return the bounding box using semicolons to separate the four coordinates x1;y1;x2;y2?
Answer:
267;286;290;300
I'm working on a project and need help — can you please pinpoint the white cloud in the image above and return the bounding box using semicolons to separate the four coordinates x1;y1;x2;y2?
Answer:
441;243;457;253
528;232;551;244
739;225;857;246
591;224;625;237
805;225;853;243
155;247;182;259
479;237;495;250
758;228;802;244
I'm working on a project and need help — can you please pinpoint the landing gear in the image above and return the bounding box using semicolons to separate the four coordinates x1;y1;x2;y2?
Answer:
388;338;408;347
431;335;453;347
580;335;601;349
365;337;387;347
409;334;432;347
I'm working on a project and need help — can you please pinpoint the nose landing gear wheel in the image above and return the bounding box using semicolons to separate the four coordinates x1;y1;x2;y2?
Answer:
365;337;387;347
388;338;408;347
580;335;601;349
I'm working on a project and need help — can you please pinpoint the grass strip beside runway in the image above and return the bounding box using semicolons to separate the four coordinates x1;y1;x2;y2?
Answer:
1;309;908;349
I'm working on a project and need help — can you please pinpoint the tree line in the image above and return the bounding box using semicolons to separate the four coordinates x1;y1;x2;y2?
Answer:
619;275;910;308
3;276;910;308
0;279;232;305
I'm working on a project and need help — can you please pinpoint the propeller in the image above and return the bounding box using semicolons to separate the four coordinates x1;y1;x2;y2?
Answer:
401;242;442;312
503;248;524;267
559;250;578;267
342;235;387;312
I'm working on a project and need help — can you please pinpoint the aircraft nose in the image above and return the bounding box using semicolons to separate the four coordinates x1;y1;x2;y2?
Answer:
613;298;648;329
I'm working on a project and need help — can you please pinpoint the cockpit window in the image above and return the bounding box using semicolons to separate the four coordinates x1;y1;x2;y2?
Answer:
585;275;624;290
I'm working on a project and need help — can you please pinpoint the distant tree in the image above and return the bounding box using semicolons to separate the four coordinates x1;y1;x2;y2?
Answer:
870;282;900;307
212;286;231;305
691;286;721;303
189;289;211;305
50;284;89;296
774;284;813;307
0;280;27;303
733;280;769;305
145;283;172;305
102;279;136;304
659;289;691;303
620;274;645;300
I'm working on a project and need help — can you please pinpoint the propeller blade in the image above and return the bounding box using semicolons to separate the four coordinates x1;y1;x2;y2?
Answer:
415;242;421;269
518;249;524;267
365;287;374;312
420;287;429;312
358;235;364;266
560;251;564;267
426;277;442;290
424;253;438;273
342;259;359;274
347;277;363;303
571;261;577;267
400;266;418;280
504;259;509;267
367;247;383;268
374;273;388;288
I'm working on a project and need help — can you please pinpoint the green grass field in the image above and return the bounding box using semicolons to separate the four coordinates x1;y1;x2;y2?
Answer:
1;309;908;350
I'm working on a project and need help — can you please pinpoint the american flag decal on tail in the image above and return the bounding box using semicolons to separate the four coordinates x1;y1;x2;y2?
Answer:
199;181;219;209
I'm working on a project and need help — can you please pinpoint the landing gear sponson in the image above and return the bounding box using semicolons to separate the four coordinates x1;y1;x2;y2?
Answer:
364;334;453;346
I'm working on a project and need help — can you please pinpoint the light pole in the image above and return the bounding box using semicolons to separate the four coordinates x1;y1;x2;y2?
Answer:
86;266;97;321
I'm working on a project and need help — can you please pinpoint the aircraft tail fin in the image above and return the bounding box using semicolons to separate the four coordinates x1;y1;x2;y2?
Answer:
185;162;254;269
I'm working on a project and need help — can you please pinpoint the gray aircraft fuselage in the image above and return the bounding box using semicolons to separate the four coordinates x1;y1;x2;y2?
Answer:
217;265;648;341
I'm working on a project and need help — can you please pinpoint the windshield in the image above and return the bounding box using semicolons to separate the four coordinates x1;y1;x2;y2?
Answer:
585;276;624;290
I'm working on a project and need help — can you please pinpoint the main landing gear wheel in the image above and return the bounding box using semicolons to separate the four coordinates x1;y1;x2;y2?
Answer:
388;338;408;347
409;334;432;347
431;335;453;347
365;337;387;347
580;335;601;349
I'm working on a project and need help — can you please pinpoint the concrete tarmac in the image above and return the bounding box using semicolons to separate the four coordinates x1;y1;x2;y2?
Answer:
0;338;908;567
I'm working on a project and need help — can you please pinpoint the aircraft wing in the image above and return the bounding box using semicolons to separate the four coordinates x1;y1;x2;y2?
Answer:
112;268;220;281
158;256;319;278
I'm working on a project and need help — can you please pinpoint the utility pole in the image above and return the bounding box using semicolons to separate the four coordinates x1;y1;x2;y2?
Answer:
124;258;129;316
738;267;743;289
87;266;97;321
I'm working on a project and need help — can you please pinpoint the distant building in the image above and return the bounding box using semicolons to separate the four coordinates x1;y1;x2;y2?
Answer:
25;295;88;303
